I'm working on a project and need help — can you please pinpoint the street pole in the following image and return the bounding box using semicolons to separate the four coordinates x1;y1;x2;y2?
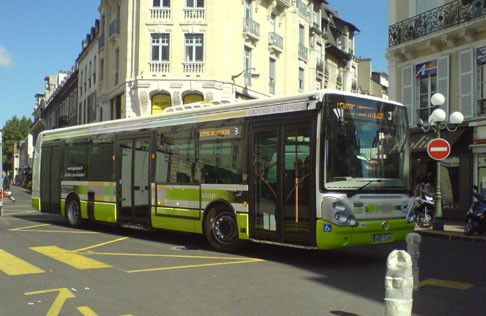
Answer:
434;128;442;219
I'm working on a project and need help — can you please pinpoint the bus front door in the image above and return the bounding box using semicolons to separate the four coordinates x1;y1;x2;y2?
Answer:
117;136;151;227
249;120;315;247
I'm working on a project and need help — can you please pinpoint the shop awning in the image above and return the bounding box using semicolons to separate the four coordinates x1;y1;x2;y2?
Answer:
410;129;466;152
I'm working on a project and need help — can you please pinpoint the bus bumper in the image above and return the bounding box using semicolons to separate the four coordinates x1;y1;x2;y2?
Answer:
316;219;415;250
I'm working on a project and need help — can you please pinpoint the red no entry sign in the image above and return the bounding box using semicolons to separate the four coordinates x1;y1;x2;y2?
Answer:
427;138;451;160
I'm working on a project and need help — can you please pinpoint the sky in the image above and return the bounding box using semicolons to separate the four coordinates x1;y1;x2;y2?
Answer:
0;0;388;129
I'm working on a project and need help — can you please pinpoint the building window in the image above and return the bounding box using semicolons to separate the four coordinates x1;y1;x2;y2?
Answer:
269;58;276;94
153;0;170;7
151;34;170;61
416;60;438;122
152;93;171;114
185;34;203;62
479;62;486;114
186;0;204;7
299;67;304;91
114;48;119;85
183;93;203;104
244;47;252;86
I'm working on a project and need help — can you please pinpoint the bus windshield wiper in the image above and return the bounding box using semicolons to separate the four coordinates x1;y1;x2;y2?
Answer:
348;179;395;197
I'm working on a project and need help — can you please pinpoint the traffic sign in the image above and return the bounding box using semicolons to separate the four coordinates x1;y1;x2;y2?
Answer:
427;138;451;160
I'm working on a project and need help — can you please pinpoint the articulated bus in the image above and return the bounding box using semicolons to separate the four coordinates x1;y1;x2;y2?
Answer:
32;90;416;252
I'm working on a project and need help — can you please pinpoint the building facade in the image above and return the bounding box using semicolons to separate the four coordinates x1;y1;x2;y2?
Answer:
37;0;362;125
387;0;486;218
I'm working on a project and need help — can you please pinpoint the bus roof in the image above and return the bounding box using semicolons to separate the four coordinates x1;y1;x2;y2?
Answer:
38;89;404;140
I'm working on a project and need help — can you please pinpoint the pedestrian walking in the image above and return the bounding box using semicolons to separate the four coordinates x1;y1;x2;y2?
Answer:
2;171;15;203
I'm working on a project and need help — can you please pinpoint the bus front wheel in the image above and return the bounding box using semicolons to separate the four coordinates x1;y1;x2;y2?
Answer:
204;206;242;252
66;197;82;227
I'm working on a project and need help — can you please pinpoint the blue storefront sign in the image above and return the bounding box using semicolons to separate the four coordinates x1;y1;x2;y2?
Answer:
477;46;486;65
415;60;437;78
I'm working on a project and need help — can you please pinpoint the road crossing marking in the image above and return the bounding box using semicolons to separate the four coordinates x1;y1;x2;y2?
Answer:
0;249;45;275
420;278;474;290
31;246;111;270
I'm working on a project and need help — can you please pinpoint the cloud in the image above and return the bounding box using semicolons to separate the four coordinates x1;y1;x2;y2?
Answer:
0;45;14;67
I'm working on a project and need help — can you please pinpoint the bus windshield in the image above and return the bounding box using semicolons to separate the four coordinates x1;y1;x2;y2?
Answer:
323;94;410;192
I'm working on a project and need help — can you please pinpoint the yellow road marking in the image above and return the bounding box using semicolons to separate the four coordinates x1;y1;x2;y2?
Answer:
0;249;45;275
31;246;111;270
126;258;264;273
25;288;76;316
10;224;51;231
74;237;129;252
83;251;261;260
420;278;474;290
77;306;98;316
10;223;99;234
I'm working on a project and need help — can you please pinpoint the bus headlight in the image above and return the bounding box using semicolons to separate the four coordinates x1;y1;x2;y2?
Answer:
321;197;358;227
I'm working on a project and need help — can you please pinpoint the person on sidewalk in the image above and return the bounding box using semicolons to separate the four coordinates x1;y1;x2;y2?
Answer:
2;171;15;203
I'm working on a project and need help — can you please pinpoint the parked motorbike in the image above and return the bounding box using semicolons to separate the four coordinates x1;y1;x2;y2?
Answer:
464;185;486;236
415;183;435;228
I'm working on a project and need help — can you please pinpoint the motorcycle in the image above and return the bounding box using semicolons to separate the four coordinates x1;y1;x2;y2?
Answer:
415;182;435;228
464;185;486;236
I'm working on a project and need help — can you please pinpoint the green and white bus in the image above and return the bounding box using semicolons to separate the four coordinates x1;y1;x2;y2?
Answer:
32;90;415;252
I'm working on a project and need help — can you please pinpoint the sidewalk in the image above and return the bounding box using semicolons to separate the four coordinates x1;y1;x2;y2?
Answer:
415;219;486;243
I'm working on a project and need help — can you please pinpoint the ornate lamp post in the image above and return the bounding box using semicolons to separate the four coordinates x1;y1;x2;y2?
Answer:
418;93;464;225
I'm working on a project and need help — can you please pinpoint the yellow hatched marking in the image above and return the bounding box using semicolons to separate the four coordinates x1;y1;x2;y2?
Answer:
31;246;111;270
78;251;264;273
420;278;474;290
0;249;45;275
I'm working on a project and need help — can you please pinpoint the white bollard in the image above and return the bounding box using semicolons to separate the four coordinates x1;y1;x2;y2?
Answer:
384;250;413;316
406;232;422;291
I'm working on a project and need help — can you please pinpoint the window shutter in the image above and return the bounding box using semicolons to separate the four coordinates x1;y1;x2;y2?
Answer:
402;65;413;125
459;48;474;118
437;55;449;113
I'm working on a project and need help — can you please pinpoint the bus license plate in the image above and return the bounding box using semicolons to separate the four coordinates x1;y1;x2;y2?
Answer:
373;234;392;243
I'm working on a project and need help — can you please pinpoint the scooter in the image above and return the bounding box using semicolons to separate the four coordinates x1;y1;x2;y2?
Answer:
464;185;486;236
415;183;435;228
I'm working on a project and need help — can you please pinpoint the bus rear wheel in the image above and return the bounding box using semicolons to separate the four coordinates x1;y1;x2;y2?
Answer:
66;197;82;227
204;206;242;252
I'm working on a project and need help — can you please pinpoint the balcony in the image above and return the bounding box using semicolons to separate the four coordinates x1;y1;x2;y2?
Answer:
389;0;486;47
184;8;205;23
268;32;283;54
183;62;204;74
149;61;170;74
243;18;260;42
150;8;171;22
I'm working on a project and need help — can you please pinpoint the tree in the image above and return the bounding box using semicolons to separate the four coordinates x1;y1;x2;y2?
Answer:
2;116;32;172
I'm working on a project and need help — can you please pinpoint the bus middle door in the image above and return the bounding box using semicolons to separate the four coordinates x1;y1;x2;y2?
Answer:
117;136;152;227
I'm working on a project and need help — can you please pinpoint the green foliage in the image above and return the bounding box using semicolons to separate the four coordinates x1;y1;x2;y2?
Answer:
2;116;32;172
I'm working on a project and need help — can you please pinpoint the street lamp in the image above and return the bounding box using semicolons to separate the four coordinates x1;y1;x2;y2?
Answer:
231;67;260;83
418;93;464;226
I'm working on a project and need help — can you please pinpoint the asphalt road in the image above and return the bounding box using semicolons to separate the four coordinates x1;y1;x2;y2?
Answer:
0;186;484;316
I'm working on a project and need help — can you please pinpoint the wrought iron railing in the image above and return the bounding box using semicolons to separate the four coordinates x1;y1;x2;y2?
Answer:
389;0;486;47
